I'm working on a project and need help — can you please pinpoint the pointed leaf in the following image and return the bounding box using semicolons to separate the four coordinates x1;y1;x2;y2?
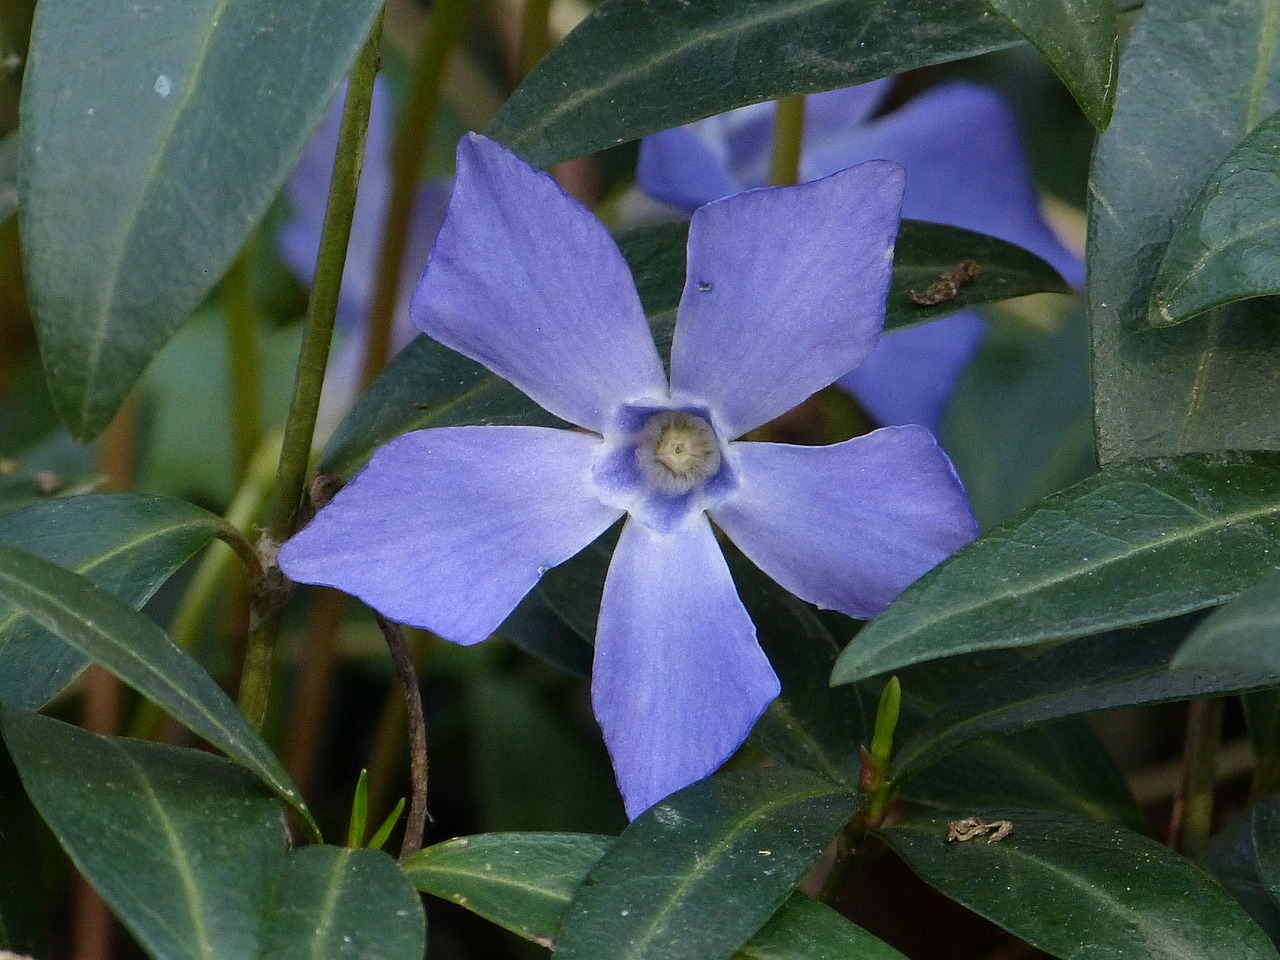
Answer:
896;615;1280;779
555;769;858;960
0;493;230;708
0;543;316;837
3;708;286;960
259;846;425;960
881;809;1280;960
1173;571;1280;676
403;832;614;947
20;0;383;439
736;895;908;960
1149;109;1280;327
832;451;1280;684
984;0;1118;129
1089;0;1280;463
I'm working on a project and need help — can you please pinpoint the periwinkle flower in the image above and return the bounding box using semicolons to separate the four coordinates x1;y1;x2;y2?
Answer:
638;80;1085;432
279;134;978;817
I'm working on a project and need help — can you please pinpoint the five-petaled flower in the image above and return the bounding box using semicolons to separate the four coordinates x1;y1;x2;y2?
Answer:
278;134;978;818
638;80;1085;432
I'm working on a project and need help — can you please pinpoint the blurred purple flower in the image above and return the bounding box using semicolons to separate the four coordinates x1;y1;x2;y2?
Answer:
638;80;1084;432
279;134;978;817
279;79;451;425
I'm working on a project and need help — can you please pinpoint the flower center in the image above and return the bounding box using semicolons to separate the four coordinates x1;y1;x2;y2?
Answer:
637;411;722;493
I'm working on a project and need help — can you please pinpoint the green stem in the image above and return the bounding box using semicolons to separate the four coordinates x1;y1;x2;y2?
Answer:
222;242;262;480
358;0;467;390
1171;697;1223;859
240;17;383;729
768;95;806;187
518;0;553;79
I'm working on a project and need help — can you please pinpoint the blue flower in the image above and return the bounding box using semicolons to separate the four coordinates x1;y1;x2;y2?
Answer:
278;79;451;425
278;134;978;817
638;80;1085;432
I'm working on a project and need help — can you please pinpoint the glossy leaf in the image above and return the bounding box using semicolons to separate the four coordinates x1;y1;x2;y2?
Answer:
3;708;286;960
896;614;1280;779
20;0;383;439
985;0;1117;129
1149;110;1280;327
881;809;1280;959
488;0;1031;168
403;832;614;947
0;543;316;837
322;220;1066;477
1173;571;1280;676
1204;799;1280;945
259;846;426;960
0;493;230;708
1088;0;1280;463
0;732;45;957
832;451;1280;684
737;895;908;960
555;769;858;960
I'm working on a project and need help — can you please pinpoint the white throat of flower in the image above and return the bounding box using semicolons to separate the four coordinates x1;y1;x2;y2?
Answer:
636;411;722;495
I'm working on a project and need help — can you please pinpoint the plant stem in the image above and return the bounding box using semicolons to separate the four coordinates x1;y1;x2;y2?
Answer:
240;16;383;729
768;95;806;187
376;615;428;859
222;242;262;481
358;0;467;390
1168;697;1223;859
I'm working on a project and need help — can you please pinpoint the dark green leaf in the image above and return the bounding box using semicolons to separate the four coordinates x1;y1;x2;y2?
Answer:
497;590;593;678
20;0;384;439
942;307;1094;530
736;894;908;960
1204;799;1280;945
1173;571;1280;677
881;809;1280;959
0;731;46;957
1088;0;1280;463
556;769;857;960
259;846;426;960
402;832;614;947
489;0;1031;168
895;614;1280;779
985;0;1117;129
2;708;286;960
1245;689;1280;798
832;451;1280;684
0;493;229;708
0;468;98;517
0;543;316;837
1149;110;1280;327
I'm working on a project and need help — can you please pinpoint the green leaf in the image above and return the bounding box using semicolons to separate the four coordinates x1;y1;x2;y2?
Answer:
832;451;1280;684
2;708;287;960
0;731;46;957
737;894;907;960
20;0;384;440
881;809;1280;959
984;0;1117;129
555;769;857;960
402;832;614;948
489;0;1031;168
895;615;1280;779
259;846;426;960
1173;571;1280;676
0;543;316;837
0;493;230;708
496;590;593;678
1246;689;1280;798
1149;110;1280;327
942;307;1095;530
1088;0;1280;464
1204;798;1280;945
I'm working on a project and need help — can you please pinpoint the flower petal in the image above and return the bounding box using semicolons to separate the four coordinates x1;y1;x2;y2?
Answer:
593;516;780;818
803;82;1084;286
710;428;978;620
670;161;904;437
636;124;744;211
278;426;623;643
410;134;668;432
839;311;987;431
